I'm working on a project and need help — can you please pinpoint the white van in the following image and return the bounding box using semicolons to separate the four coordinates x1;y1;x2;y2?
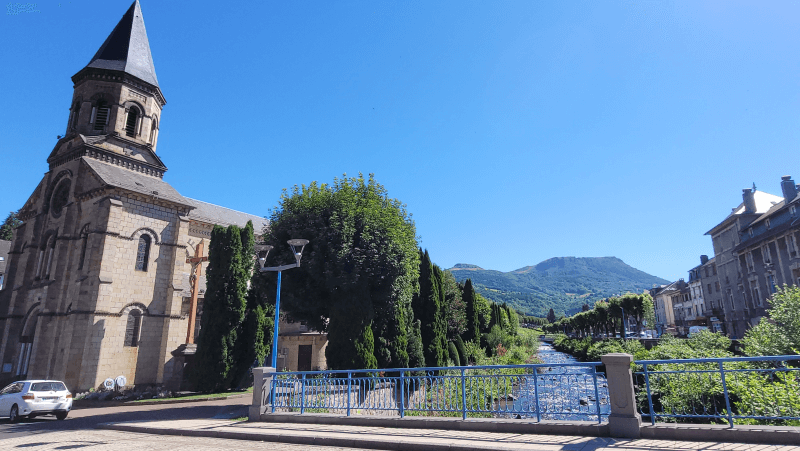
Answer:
688;326;709;337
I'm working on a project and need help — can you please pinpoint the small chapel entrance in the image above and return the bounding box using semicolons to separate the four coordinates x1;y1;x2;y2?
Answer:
297;345;312;372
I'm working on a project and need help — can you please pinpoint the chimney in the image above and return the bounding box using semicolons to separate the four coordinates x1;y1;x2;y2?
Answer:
781;176;797;202
700;255;709;265
742;189;756;214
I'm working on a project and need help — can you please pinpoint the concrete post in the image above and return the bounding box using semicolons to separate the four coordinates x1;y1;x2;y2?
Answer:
249;366;275;421
601;353;641;438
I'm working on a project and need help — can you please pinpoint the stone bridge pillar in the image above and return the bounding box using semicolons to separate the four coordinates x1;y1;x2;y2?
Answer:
601;353;641;438
249;366;276;421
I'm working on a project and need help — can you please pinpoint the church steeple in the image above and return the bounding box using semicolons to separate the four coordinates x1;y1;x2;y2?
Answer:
83;0;160;89
66;0;165;153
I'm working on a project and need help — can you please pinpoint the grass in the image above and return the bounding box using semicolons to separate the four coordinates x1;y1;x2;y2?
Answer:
129;386;253;403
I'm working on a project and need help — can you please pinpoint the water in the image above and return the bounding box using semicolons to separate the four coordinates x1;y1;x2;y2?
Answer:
512;341;610;422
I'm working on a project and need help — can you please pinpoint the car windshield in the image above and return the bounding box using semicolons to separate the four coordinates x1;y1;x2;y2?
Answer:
30;382;66;392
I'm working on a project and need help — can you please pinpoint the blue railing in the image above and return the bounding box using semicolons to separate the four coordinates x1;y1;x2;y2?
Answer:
634;355;800;427
267;362;610;422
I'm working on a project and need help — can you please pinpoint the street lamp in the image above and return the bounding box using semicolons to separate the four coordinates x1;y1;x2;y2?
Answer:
257;239;309;369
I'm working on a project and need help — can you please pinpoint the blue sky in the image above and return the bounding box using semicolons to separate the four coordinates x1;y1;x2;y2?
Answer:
2;0;799;282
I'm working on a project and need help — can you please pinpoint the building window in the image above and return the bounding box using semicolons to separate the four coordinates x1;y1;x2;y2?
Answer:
124;310;142;347
707;283;713;294
763;245;771;264
712;264;717;275
70;101;81;130
135;235;151;272
791;205;797;216
788;235;798;256
149;117;158;144
91;100;110;131
125;106;140;137
767;274;777;294
753;287;761;307
748;228;754;237
715;281;720;291
766;219;771;230
50;179;71;218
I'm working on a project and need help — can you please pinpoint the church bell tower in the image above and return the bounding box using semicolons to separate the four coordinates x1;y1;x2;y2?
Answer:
65;0;165;154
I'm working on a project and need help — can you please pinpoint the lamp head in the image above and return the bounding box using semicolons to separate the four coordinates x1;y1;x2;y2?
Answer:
287;239;309;266
255;245;273;270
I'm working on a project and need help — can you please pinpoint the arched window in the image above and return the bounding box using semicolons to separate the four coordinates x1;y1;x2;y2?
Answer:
78;224;90;270
69;101;81;131
125;106;140;137
92;100;110;131
44;234;57;279
124;310;142;347
135;234;151;271
50;179;71;218
149;117;158;144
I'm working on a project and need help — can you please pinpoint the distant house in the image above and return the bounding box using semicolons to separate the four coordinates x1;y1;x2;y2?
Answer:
275;317;328;372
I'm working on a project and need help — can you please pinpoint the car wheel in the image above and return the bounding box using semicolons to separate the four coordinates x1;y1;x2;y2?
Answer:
56;411;68;421
9;405;20;423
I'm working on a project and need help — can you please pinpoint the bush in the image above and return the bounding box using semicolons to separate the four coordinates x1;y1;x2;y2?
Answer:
448;341;461;367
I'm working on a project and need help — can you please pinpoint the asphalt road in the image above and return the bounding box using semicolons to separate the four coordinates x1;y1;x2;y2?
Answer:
0;395;250;439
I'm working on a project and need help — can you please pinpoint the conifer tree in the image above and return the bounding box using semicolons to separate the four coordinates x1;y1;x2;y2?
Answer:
412;249;447;367
407;319;426;368
462;279;480;343
192;224;248;392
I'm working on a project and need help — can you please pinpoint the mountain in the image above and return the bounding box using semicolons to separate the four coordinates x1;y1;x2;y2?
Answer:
448;257;669;317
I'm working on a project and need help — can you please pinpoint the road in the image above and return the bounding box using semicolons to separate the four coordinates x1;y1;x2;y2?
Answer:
0;396;366;450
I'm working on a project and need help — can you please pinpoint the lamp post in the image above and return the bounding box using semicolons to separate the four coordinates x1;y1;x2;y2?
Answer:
257;239;309;369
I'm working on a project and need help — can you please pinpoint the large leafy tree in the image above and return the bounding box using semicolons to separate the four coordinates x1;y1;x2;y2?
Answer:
192;224;249;392
0;211;21;241
262;174;419;370
744;285;800;356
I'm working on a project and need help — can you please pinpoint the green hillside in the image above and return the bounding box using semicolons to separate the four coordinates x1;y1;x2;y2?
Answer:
448;257;669;317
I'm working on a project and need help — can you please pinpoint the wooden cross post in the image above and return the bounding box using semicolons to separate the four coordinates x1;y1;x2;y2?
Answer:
186;239;208;344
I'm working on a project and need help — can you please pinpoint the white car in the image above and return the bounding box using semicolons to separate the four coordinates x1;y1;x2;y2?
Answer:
0;380;72;422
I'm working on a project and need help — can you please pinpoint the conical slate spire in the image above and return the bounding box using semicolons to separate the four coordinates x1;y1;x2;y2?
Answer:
84;0;159;88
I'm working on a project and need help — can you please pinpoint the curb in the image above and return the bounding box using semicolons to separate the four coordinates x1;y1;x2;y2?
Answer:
97;422;540;451
73;394;246;409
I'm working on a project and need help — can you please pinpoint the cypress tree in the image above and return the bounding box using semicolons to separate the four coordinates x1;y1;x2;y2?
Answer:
407;319;425;368
454;335;467;366
462;279;480;343
412;249;447;368
192;224;248;392
447;341;460;366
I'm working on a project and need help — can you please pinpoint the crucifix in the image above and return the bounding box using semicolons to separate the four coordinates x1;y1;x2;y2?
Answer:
185;239;208;344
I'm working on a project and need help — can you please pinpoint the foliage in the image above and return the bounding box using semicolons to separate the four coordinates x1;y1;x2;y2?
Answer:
743;285;800;356
454;335;467;367
442;270;466;339
192;224;249;392
462;279;481;343
447;341;460;366
547;308;556;323
407;319;426;368
0;211;21;241
262;174;419;370
412;249;448;367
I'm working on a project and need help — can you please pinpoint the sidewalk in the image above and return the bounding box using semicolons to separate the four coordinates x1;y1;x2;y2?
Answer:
99;419;800;451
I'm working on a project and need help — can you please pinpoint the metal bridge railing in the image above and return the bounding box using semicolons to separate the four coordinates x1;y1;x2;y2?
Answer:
264;362;610;422
634;355;800;427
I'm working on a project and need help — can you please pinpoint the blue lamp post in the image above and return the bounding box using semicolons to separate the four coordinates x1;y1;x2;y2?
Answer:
257;238;309;369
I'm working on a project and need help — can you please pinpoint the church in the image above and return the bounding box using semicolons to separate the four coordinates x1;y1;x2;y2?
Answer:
0;1;267;391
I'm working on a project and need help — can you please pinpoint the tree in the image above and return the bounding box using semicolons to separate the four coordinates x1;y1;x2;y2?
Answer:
744;285;800;356
441;270;466;339
546;308;557;324
462;279;480;343
412;249;447;367
228;221;274;387
262;174;419;370
192;224;249;392
0;211;21;241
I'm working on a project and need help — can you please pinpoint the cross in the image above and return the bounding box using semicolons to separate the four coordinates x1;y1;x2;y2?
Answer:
185;239;208;344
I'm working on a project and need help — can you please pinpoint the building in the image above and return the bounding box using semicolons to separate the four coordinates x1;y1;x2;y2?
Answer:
651;281;680;336
705;188;785;338
275;318;328;372
0;240;10;291
731;176;800;332
0;1;267;390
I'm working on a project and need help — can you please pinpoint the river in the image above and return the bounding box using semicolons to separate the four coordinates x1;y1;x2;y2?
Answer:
511;341;610;422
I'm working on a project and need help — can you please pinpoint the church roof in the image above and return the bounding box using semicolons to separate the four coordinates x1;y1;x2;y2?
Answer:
184;198;268;231
83;157;190;206
82;0;159;88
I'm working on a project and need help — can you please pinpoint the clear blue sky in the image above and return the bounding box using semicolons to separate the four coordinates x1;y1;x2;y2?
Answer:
2;1;799;282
